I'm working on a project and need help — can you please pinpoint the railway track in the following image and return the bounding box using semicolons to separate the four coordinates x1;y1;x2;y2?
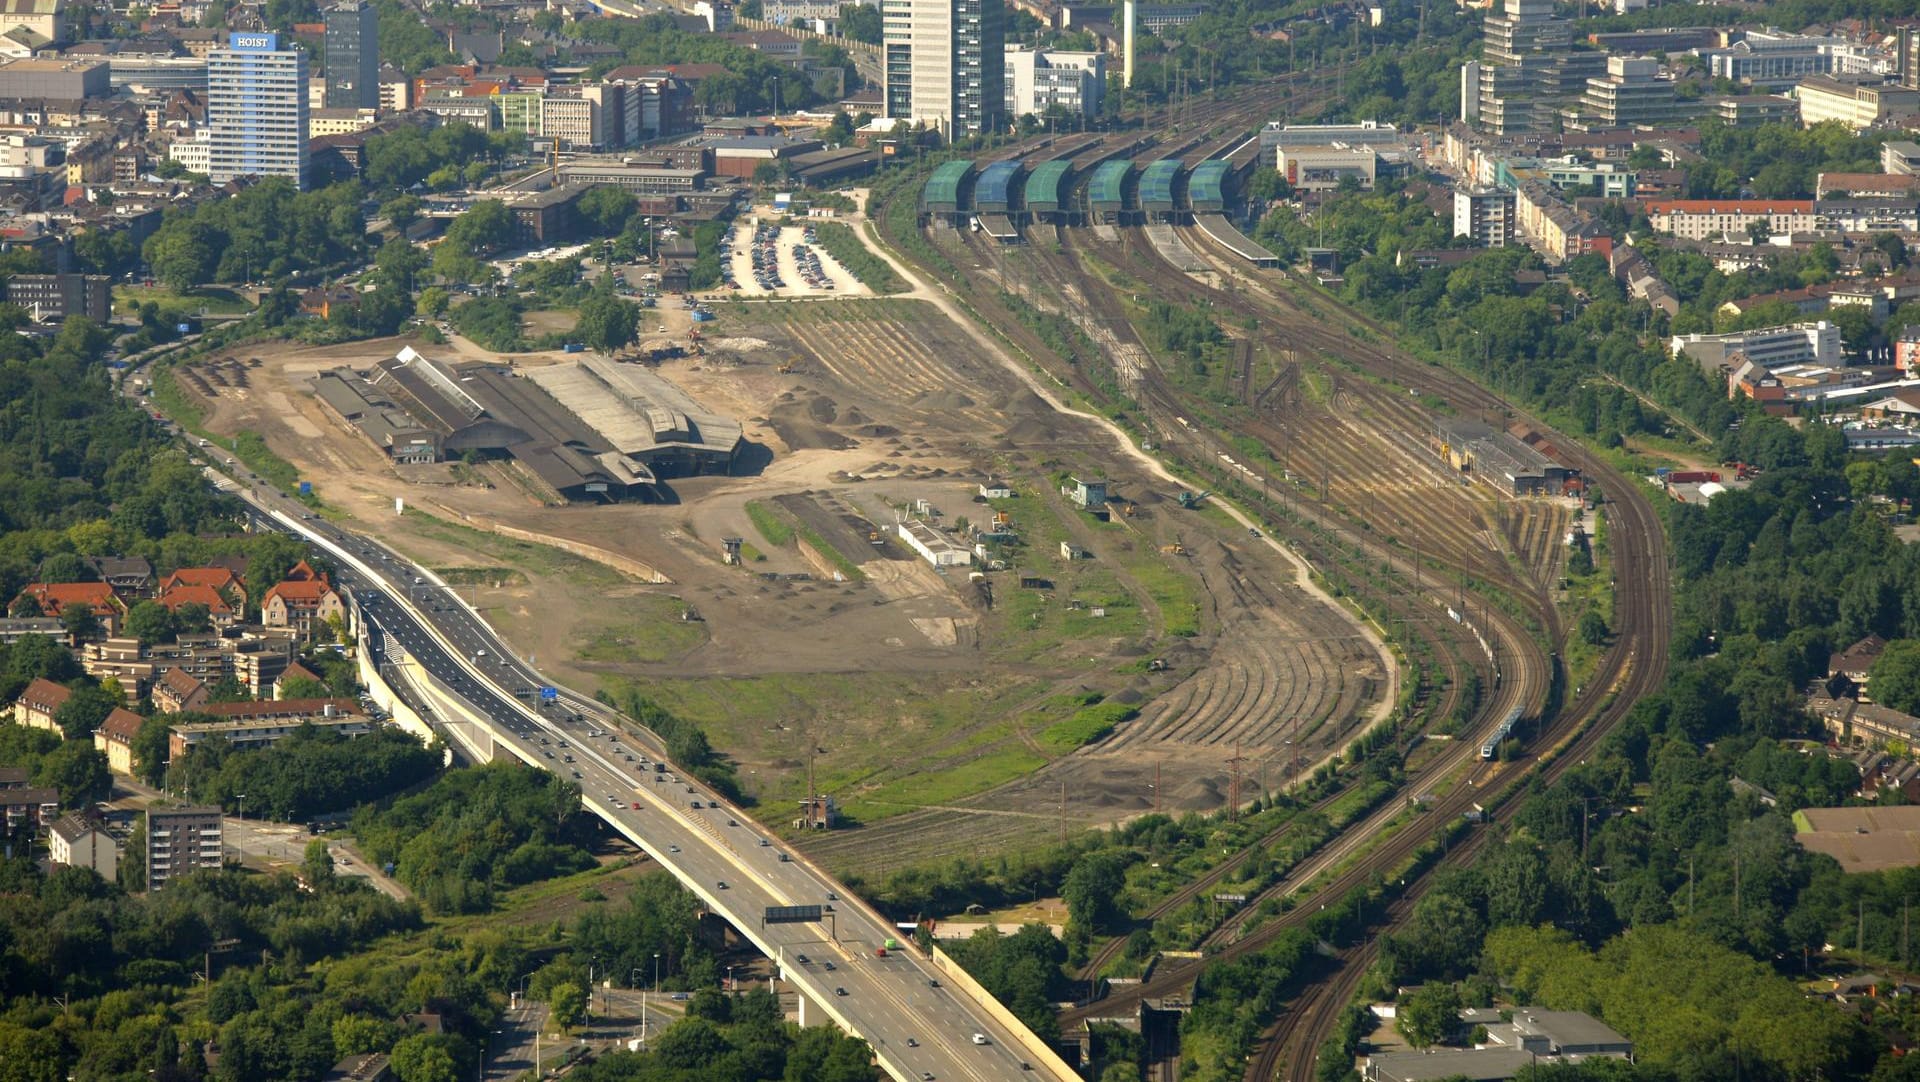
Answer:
955;230;1552;1007
1133;204;1672;1082
943;204;1663;1060
875;66;1665;1076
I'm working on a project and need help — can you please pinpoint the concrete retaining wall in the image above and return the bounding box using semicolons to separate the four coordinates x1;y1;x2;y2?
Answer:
930;945;1081;1078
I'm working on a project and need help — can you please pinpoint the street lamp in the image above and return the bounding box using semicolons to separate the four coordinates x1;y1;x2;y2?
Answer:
235;794;246;822
479;1029;502;1082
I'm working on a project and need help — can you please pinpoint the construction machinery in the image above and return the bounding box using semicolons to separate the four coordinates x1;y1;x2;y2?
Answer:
777;361;798;374
1159;539;1187;557
1177;490;1212;509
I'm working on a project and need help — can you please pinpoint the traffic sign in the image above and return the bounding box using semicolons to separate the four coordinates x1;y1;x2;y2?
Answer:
764;904;822;925
538;686;558;702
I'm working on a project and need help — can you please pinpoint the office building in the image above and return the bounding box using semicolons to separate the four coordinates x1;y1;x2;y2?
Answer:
1565;56;1701;130
1886;140;1920;176
1793;75;1920;130
884;0;1004;138
144;806;224;891
1671;321;1842;372
1902;27;1920;90
1004;44;1103;118
1454;187;1516;247
323;2;379;110
208;32;309;189
1460;0;1604;135
1707;30;1843;89
3;273;110;323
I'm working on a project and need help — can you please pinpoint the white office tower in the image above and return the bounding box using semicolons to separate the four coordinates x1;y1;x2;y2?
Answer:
884;0;1004;138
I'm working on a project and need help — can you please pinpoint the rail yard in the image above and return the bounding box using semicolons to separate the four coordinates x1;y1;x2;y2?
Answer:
870;83;1671;1080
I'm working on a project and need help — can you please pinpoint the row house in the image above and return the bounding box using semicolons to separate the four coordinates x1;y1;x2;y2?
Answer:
1645;198;1817;240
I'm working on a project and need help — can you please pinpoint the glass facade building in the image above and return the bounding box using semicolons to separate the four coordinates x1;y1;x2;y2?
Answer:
324;1;379;110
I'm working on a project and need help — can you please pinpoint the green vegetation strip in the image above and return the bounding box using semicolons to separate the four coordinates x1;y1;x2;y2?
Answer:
1038;701;1138;755
744;500;794;546
811;221;907;293
151;365;309;499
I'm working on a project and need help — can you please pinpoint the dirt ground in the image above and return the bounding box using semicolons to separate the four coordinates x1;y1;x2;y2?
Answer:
176;295;1385;871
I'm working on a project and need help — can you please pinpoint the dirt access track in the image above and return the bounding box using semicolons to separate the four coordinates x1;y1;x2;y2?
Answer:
176;291;1388;875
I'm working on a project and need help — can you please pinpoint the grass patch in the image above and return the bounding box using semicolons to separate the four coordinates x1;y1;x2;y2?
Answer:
605;670;1051;813
116;284;254;315
1037;700;1137;755
231;431;300;491
433;566;531;587
745;500;794;546
575;598;708;665
811;221;907;294
399;510;628;588
794;524;865;582
841;743;1047;820
1559;507;1613;694
149;364;207;427
152;364;312;502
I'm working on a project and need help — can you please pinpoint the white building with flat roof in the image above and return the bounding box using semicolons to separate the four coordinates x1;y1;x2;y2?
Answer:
1672;321;1842;372
897;519;972;567
1004;44;1104;118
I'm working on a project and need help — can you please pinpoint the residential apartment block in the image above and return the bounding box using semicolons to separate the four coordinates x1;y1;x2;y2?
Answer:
144;806;224;891
1645;199;1816;241
1454;187;1516;247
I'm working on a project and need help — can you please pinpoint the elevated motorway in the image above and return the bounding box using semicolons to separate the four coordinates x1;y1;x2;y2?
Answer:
196;472;1073;1082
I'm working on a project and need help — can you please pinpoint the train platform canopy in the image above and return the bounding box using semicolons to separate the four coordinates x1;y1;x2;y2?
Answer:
1026;160;1072;213
979;214;1021;241
1140;159;1180;212
976;160;1022;212
1189;160;1229;211
1089;160;1131;209
922;160;974;213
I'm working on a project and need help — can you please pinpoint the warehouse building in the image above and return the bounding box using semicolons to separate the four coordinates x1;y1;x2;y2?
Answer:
328;348;741;500
312;368;440;463
0;58;107;99
897;519;972;567
1434;418;1580;496
353;348;640;500
523;356;742;478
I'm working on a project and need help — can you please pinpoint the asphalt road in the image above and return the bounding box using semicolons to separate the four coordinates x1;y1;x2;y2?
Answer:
196;474;1060;1082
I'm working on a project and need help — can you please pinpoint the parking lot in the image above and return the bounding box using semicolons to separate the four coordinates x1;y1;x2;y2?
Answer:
721;220;868;298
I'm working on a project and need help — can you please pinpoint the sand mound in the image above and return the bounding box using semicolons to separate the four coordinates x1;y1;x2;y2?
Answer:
915;389;976;411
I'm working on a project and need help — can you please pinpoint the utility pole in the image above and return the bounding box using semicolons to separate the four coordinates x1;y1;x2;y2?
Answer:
1581;796;1591;867
1227;742;1245;821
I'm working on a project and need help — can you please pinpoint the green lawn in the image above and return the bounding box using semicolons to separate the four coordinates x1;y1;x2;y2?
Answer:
400;509;629;589
575;597;709;665
745;500;794;546
115;284;254;316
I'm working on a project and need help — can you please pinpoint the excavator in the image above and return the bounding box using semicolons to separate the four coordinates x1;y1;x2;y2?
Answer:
1177;490;1212;510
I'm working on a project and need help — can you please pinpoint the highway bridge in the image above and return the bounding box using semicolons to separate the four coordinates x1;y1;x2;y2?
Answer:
197;470;1074;1082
